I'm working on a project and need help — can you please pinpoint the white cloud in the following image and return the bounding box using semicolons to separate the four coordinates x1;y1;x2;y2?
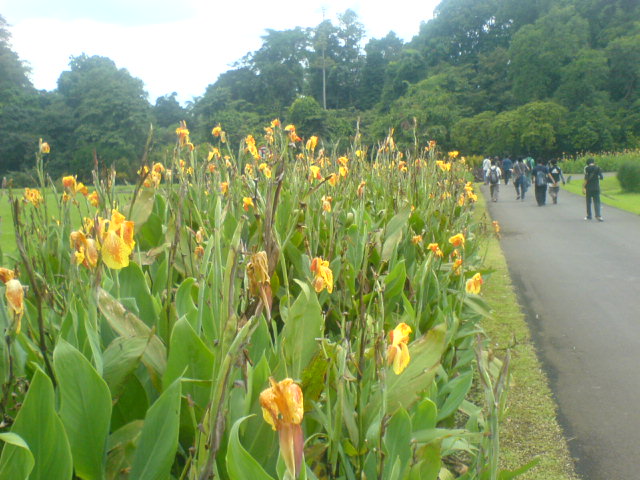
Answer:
8;1;438;105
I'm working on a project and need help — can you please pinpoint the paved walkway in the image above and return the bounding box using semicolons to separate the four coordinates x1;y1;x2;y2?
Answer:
483;181;640;480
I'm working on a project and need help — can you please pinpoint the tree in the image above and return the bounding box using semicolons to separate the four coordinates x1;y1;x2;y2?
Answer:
357;32;404;110
153;93;185;128
288;96;326;138
57;54;152;180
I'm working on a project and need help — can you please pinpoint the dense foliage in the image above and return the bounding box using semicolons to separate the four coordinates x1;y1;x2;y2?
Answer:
1;0;640;179
0;125;527;479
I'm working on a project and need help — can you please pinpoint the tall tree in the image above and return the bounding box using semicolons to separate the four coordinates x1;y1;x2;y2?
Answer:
357;32;404;110
57;54;152;180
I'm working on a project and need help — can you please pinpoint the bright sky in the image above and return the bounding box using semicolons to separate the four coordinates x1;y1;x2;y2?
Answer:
4;0;440;105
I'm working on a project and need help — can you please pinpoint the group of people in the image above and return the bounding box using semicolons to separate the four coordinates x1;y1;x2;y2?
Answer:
483;156;604;221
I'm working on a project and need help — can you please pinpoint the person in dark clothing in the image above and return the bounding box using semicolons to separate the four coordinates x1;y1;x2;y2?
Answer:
548;159;566;204
512;158;529;200
531;160;552;206
583;157;604;221
501;156;513;185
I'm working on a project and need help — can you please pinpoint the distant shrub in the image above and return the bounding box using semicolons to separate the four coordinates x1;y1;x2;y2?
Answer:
617;162;640;192
562;150;640;173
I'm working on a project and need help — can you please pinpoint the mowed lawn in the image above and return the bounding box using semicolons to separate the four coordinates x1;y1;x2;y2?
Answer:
563;174;640;215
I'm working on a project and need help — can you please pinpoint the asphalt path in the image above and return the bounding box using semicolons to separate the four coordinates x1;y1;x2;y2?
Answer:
483;180;640;480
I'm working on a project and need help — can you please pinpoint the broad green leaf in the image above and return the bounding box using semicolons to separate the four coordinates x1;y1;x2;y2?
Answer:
97;288;166;386
413;398;438;431
129;187;156;226
408;444;441;480
0;432;34;480
163;317;214;408
381;207;411;262
111;375;149;431
103;335;149;397
129;379;182;480
54;340;112;480
0;369;72;480
106;421;143;480
384;323;447;412
226;416;276;480
175;277;198;330
383;408;411;479
118;263;158;330
279;281;324;379
437;370;473;421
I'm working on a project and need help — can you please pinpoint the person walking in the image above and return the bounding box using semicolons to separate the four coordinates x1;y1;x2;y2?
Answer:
583;157;604;221
482;156;492;184
512;158;529;200
531;160;552;206
502;156;513;185
488;159;502;202
548;159;566;204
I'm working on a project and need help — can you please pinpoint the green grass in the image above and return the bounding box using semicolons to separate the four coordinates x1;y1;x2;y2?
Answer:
476;191;579;480
563;175;640;215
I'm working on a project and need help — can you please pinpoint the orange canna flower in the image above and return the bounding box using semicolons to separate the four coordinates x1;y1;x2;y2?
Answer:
427;243;443;258
88;191;99;207
62;175;76;191
0;268;15;283
176;120;190;146
310;257;333;293
271;119;281;128
243;197;254;211
465;273;483;295
259;377;304;479
449;233;465;248
387;323;411;374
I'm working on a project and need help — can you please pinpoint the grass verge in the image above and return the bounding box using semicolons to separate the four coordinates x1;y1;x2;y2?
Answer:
563;175;640;215
476;191;580;480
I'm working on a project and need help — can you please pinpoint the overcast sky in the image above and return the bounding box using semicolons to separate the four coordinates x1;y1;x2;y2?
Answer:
4;0;441;104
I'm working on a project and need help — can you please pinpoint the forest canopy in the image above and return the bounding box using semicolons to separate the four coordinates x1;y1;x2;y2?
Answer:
1;0;639;181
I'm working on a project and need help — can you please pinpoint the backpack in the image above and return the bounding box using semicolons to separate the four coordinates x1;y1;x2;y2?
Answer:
535;170;547;187
489;167;499;185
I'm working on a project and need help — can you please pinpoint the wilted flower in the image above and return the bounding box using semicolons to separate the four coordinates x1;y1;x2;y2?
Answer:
387;323;411;374
5;279;24;334
310;257;333;293
465;273;483;295
260;377;304;479
70;230;99;269
357;180;366;197
321;195;332;213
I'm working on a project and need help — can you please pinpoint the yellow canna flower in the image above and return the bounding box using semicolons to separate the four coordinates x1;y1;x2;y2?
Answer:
243;197;254;211
176;120;190;147
453;258;463;275
412;234;423;245
339;166;348;178
310;257;333;293
306;136;318;152
328;173;338;187
259;377;304;479
309;165;322;182
284;124;295;132
100;210;135;270
427;243;443;258
5;278;24;334
448;150;459;159
220;182;229;195
492;220;500;235
465;273;483;295
211;125;223;137
387;323;411;374
24;188;43;207
271;119;281;128
449;233;465;248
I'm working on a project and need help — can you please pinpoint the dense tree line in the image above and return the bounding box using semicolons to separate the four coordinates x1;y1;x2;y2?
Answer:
1;0;639;182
